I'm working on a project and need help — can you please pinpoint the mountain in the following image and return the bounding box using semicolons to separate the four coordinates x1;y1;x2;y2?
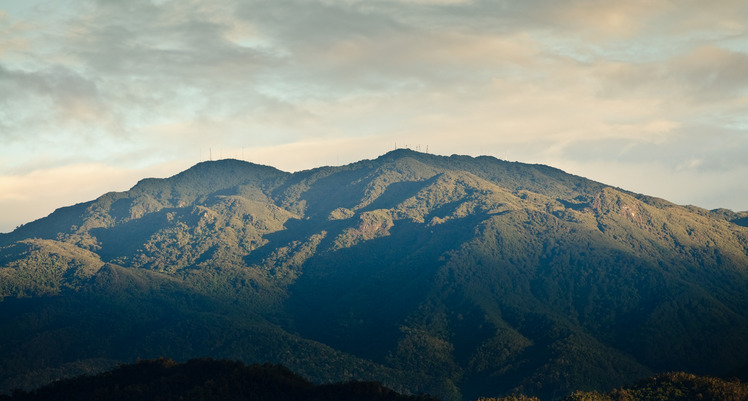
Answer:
1;149;748;400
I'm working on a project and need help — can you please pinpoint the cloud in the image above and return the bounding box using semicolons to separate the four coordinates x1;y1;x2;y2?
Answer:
1;0;747;232
670;46;748;98
594;45;748;102
70;2;275;79
0;64;105;122
0;11;33;57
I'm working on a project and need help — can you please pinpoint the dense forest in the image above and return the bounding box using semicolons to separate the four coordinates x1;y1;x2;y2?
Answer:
1;358;437;401
3;359;746;401
483;371;748;401
2;150;748;400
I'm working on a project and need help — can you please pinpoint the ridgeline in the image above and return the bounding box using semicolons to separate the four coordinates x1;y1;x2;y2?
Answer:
2;150;748;400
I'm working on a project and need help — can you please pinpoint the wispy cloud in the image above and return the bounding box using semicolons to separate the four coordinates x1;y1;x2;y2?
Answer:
1;0;747;231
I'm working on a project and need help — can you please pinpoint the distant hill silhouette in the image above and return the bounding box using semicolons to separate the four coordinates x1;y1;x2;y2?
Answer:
2;358;437;401
5;359;746;401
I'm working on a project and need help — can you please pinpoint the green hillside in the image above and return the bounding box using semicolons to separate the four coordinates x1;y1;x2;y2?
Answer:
1;150;747;400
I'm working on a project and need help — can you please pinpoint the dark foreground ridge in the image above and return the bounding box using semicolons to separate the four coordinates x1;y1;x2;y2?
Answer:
485;372;748;401
2;358;438;401
4;359;747;401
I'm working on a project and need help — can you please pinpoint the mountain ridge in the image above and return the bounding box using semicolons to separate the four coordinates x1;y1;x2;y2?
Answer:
1;150;747;400
4;150;746;239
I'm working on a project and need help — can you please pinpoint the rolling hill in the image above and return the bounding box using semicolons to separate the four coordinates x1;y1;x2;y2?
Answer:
1;149;747;400
5;359;746;401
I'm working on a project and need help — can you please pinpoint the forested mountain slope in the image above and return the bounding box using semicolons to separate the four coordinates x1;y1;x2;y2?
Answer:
1;149;747;400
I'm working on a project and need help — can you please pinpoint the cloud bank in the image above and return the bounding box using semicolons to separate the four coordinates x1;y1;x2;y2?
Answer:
1;0;747;231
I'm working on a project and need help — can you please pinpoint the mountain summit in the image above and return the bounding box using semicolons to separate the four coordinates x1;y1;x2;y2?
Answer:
2;150;748;400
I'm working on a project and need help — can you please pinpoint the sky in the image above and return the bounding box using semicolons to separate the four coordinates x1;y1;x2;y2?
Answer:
1;0;748;233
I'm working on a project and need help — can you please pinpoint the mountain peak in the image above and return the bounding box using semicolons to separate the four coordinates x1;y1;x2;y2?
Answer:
167;158;287;183
379;147;423;157
376;148;440;163
128;158;288;199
